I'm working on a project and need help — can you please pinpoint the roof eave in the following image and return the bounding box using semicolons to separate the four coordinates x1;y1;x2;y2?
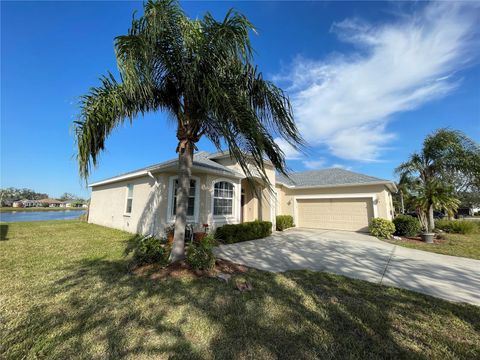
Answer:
89;164;243;188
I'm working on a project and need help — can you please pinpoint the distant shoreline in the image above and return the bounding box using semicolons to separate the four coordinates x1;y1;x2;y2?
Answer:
0;207;86;213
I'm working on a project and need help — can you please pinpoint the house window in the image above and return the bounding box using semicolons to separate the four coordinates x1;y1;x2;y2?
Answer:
125;184;134;214
213;181;234;216
172;179;196;216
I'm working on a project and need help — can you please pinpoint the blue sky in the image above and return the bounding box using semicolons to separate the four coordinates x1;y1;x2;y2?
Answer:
2;1;479;199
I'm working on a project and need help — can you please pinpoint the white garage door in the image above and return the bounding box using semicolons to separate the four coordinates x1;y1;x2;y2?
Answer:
297;198;373;232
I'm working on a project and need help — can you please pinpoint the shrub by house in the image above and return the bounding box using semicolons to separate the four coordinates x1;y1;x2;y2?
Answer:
393;215;421;237
276;215;294;231
435;220;478;235
186;235;216;270
369;218;395;239
215;221;272;244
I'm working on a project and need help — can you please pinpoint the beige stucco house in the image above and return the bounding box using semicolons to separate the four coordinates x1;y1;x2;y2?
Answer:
88;151;396;236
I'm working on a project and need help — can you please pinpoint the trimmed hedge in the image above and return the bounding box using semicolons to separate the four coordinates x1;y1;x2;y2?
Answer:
369;218;395;239
215;220;272;244
435;220;478;235
393;215;421;237
276;215;294;231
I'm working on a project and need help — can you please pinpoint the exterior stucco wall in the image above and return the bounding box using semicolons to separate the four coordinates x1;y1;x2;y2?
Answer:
88;174;166;236
89;170;243;237
89;154;392;236
275;184;394;225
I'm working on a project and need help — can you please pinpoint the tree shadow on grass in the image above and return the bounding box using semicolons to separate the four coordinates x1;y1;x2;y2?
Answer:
4;256;480;359
0;224;8;240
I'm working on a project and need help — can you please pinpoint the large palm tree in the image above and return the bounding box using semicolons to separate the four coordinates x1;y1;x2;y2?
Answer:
74;0;303;261
395;129;479;232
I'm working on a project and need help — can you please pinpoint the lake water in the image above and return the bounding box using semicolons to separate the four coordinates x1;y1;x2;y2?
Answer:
0;210;86;222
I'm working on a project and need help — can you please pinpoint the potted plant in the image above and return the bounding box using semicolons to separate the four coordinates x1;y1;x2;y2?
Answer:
417;210;434;243
194;224;210;243
165;224;175;245
194;232;208;242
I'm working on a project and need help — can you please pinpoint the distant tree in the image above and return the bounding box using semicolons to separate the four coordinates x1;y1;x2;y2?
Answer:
59;193;79;201
396;129;480;232
458;190;480;210
0;187;49;205
393;174;416;214
443;166;480;211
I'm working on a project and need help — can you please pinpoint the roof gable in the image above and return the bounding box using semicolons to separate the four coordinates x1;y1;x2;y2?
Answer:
89;151;243;187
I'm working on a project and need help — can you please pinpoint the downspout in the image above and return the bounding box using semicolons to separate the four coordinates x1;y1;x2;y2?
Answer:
147;172;160;237
147;171;159;187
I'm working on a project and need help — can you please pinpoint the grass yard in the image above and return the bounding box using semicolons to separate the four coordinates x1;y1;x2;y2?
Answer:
1;221;479;359
385;233;480;260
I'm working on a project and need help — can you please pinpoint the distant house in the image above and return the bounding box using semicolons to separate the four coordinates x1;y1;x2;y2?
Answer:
63;201;86;208
12;200;23;208
38;198;64;207
13;199;42;208
457;206;480;218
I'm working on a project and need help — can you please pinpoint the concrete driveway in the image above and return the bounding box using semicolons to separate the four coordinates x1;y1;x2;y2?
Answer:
214;228;480;305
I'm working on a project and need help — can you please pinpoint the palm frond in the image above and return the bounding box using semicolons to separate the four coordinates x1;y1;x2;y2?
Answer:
75;0;304;185
74;73;165;179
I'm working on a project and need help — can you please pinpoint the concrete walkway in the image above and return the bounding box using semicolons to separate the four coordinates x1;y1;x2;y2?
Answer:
213;228;480;305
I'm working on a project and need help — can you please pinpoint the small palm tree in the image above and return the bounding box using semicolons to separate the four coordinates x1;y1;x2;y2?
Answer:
74;0;303;261
411;179;460;230
396;129;479;232
396;173;415;214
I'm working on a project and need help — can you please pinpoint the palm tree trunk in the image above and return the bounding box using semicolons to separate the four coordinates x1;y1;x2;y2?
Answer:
170;143;193;262
400;190;405;214
427;204;435;233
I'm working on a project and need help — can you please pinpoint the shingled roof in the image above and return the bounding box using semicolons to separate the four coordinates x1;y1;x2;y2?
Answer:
90;151;394;190
89;151;243;187
276;168;393;188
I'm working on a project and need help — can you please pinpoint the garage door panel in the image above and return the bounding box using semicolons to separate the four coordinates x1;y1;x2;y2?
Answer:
297;198;373;232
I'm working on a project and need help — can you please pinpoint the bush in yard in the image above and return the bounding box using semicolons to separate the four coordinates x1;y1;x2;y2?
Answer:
276;215;294;231
215;220;272;244
435;220;477;235
186;235;216;270
125;235;170;266
393;215;421;237
369;218;395;239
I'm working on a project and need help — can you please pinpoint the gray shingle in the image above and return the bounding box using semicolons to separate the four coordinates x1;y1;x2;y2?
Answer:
90;151;241;186
276;168;389;187
91;151;391;188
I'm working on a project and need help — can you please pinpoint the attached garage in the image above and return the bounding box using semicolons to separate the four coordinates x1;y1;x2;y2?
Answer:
296;197;375;232
276;168;396;233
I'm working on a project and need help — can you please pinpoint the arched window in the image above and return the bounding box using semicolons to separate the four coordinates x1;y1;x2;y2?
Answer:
213;181;234;216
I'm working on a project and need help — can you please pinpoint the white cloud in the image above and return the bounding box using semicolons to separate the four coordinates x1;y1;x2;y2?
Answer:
274;137;302;160
332;164;352;171
302;159;326;170
276;1;479;161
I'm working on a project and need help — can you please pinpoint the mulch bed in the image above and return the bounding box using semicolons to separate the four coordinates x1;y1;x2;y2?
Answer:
132;259;249;280
396;236;446;245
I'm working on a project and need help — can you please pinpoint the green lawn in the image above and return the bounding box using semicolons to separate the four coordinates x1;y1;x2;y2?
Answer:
384;233;480;260
1;221;479;359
